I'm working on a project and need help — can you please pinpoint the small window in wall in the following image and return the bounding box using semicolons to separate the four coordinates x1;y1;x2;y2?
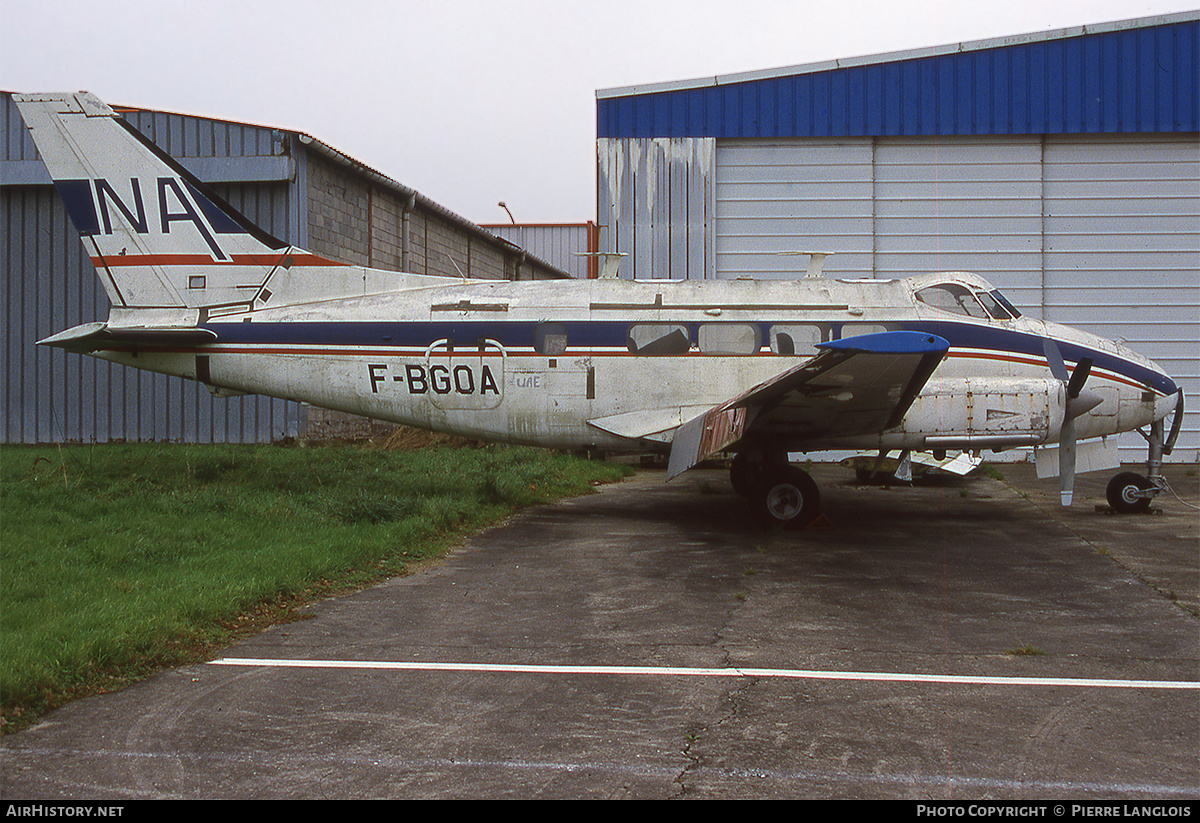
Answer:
698;323;761;355
534;322;568;356
627;324;690;356
769;324;822;356
915;284;989;318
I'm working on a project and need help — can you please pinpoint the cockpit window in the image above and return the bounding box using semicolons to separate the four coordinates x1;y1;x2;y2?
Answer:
976;291;1013;320
987;289;1022;319
915;284;989;318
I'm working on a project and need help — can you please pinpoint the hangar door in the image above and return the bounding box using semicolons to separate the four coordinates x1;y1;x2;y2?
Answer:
713;134;1198;461
714;136;1045;299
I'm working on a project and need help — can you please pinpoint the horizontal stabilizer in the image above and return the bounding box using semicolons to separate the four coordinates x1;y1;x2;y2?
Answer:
38;322;216;353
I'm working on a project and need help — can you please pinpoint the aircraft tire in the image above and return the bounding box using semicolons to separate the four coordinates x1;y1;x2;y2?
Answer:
729;453;762;498
1106;472;1153;514
754;465;821;528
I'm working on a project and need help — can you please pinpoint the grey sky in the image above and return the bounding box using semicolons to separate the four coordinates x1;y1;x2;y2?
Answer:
5;0;1196;224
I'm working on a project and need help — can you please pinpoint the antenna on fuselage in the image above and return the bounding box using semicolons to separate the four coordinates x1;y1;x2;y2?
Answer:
575;251;628;279
774;251;834;278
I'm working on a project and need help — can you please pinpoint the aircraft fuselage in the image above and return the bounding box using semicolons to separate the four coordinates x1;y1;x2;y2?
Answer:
90;270;1178;458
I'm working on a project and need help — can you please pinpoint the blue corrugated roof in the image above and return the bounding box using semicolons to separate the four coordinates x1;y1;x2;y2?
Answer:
596;14;1198;138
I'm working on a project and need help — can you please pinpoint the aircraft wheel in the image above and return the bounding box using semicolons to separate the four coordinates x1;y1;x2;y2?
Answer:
754;466;821;528
855;468;882;485
1106;472;1153;514
729;453;762;498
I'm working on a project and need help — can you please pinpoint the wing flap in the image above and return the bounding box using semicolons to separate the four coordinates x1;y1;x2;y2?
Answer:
588;405;712;443
667;331;949;479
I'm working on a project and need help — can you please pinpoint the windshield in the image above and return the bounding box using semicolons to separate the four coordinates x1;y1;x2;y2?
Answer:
915;284;989;318
916;283;1022;320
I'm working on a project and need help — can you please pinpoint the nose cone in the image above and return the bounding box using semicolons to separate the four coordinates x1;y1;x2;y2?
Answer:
1102;339;1181;429
1111;339;1178;398
1043;320;1177;397
1041;321;1180;432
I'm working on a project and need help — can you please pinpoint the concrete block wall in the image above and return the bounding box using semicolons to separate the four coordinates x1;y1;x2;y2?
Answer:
306;152;511;280
306;158;372;267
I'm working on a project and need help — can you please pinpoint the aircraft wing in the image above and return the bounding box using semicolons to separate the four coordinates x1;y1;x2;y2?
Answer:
667;331;949;479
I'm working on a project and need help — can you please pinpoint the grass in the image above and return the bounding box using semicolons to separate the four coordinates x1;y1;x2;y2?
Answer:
0;441;632;732
1007;645;1048;657
978;463;1006;481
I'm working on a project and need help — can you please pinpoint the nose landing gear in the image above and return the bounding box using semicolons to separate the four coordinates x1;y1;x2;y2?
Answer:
1106;390;1184;514
1106;470;1156;514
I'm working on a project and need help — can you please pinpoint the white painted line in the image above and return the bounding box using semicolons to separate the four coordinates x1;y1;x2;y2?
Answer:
208;658;1199;690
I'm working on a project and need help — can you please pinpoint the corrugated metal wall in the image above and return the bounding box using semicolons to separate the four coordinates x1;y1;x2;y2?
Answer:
482;223;596;279
597;16;1198;139
595;138;716;280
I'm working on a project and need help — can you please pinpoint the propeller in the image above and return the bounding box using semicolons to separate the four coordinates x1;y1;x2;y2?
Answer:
1044;339;1102;505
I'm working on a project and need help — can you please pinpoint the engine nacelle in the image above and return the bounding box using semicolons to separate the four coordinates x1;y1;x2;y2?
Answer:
896;377;1067;450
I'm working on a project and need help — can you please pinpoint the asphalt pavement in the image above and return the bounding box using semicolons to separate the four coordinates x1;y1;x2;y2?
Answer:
2;462;1196;799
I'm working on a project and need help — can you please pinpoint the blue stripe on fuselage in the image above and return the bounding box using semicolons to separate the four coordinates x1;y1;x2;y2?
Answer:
205;321;625;350
202;318;1176;395
899;320;1176;396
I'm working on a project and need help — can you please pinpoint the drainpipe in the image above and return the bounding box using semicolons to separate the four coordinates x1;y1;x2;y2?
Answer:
401;192;416;272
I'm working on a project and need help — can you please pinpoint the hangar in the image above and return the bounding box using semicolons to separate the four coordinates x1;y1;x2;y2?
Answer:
595;11;1198;462
2;94;570;444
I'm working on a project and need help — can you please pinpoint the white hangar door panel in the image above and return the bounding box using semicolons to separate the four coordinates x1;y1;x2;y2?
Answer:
872;136;1045;310
715;139;874;280
714;137;1043;299
1042;133;1199;461
712;134;1198;461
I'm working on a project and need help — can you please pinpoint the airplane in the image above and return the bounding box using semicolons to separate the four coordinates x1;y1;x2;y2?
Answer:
15;92;1185;527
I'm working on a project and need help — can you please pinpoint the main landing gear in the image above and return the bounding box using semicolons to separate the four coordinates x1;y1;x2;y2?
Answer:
730;452;822;528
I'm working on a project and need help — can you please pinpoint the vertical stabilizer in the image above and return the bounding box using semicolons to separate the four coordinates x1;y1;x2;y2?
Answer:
14;92;350;313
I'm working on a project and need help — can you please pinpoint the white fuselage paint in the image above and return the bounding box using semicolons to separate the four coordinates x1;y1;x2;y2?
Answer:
93;270;1178;457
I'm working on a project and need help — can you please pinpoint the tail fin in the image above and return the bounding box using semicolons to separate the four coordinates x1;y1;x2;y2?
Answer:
15;92;347;312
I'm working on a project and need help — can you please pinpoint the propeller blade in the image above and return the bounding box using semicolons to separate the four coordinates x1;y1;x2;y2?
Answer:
1043;339;1069;382
1060;416;1076;506
1067;357;1093;399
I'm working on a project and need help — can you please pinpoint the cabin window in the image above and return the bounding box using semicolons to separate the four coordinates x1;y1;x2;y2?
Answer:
627;324;690;356
534;322;568;356
698;323;760;355
915;284;989;319
769;324;822;356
